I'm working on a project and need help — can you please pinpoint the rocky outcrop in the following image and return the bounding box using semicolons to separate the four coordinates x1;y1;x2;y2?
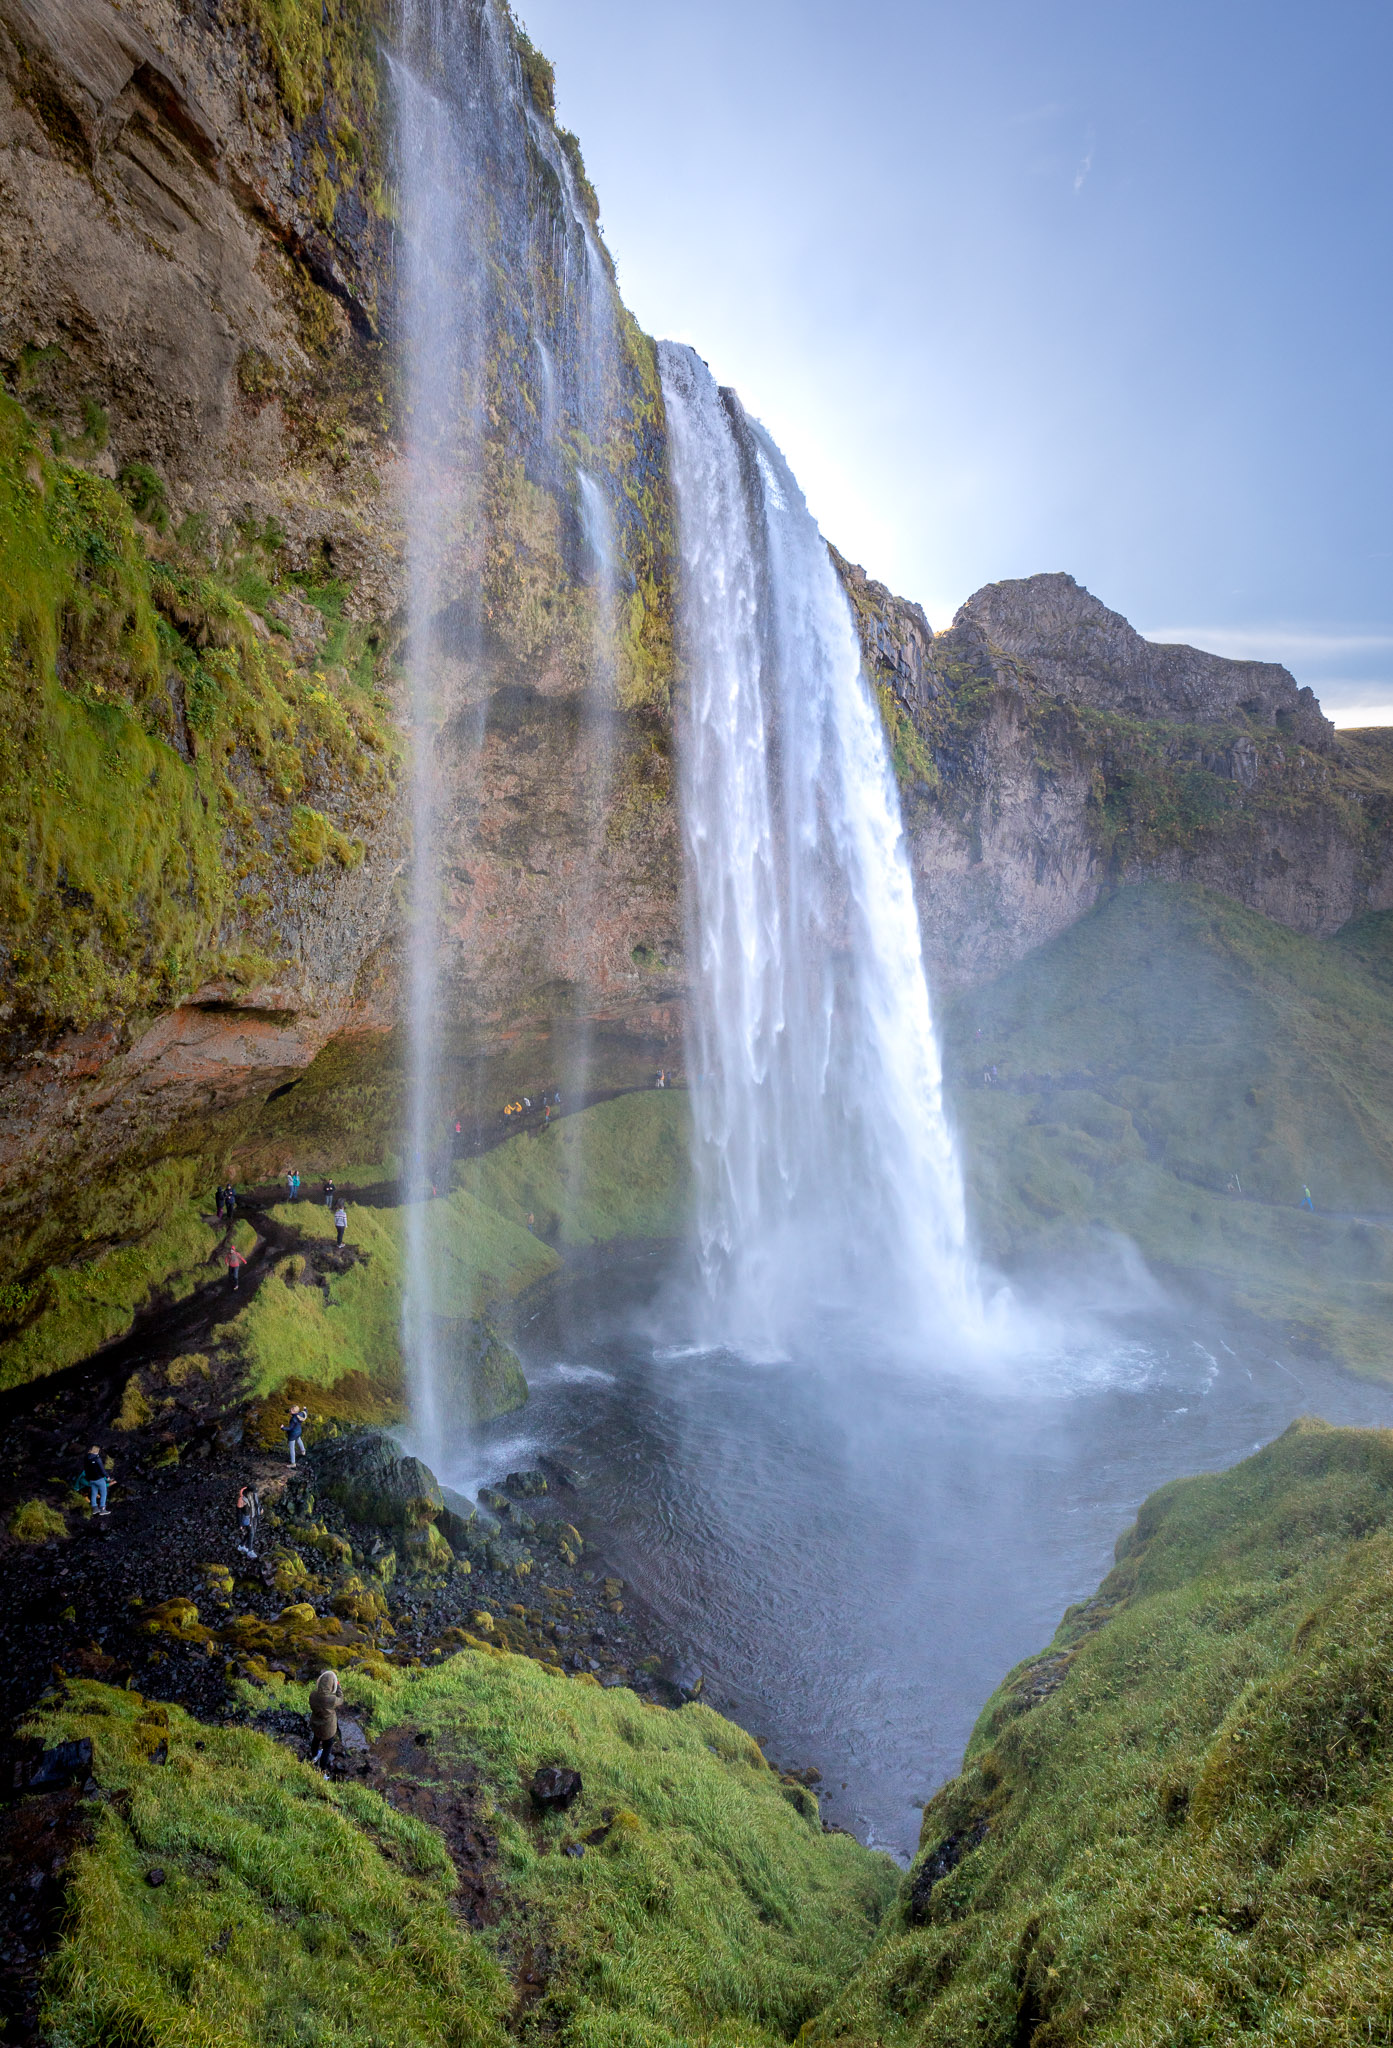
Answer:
841;561;1393;985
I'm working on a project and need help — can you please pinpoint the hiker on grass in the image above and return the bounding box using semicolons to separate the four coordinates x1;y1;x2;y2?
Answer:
309;1668;343;1771
334;1201;348;1248
80;1447;110;1517
225;1241;247;1290
283;1405;309;1467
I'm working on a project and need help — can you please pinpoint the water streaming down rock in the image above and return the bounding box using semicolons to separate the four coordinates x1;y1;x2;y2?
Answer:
392;0;638;1448
659;344;980;1356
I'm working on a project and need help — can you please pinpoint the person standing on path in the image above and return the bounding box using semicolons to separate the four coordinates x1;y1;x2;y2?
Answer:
309;1668;343;1770
236;1484;260;1556
323;1178;335;1209
333;1201;348;1248
225;1241;247;1290
80;1447;110;1517
283;1405;309;1466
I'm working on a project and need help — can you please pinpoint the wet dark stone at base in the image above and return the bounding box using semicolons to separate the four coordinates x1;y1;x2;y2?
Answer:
530;1765;583;1812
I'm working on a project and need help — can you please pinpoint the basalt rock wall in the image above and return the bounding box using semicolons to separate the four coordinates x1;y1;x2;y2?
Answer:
840;558;1393;985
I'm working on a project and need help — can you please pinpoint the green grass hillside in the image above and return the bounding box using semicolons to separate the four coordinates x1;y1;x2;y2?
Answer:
453;1090;692;1247
809;1418;1393;2045
31;1653;895;2047
947;883;1393;1374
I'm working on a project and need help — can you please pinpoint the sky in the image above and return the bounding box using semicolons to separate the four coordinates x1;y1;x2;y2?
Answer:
516;0;1393;725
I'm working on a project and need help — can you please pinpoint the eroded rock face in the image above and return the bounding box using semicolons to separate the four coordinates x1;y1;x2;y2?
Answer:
841;561;1393;985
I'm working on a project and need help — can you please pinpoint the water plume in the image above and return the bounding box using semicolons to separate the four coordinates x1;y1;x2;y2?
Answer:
659;344;980;1358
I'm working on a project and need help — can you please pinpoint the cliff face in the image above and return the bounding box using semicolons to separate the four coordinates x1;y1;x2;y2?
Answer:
0;0;682;1356
841;560;1393;984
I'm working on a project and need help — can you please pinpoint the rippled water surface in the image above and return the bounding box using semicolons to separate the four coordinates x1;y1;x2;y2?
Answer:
448;1248;1393;1858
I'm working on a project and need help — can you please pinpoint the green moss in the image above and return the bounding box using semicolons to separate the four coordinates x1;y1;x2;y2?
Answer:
240;0;384;129
453;1090;692;1247
0;389;397;1040
32;1680;508;2047
810;1421;1393;2045
949;884;1393;1375
287;802;363;873
31;1656;895;2047
0;1194;219;1393
9;1497;68;1543
874;680;939;792
225;1188;556;1411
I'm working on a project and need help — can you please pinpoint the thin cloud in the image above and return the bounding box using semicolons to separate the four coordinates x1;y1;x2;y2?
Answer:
1073;130;1095;193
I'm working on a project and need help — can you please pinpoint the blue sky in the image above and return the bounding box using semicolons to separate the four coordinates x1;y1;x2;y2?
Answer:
517;0;1393;724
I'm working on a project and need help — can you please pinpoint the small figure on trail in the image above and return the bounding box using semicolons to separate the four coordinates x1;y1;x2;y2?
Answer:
1301;1185;1315;1211
455;1121;462;1136
308;1668;343;1771
334;1202;348;1248
215;1184;226;1220
236;1484;261;1557
283;1405;309;1467
225;1184;237;1217
286;1168;299;1201
524;1096;531;1110
80;1446;110;1517
527;1212;535;1233
544;1103;551;1123
323;1179;335;1209
225;1241;248;1290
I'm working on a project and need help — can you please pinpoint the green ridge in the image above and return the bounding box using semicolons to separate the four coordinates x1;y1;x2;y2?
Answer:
32;1656;895;2047
810;1419;1393;2044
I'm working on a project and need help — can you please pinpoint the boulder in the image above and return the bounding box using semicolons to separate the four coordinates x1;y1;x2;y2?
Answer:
313;1431;443;1529
437;1485;500;1555
530;1764;582;1812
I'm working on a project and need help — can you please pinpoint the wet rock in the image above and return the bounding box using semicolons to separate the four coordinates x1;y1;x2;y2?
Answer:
145;1867;166;1887
561;1840;585;1858
477;1486;510;1516
530;1765;582;1813
656;1655;703;1703
23;1739;93;1792
907;1818;989;1923
505;1469;548;1499
313;1431;444;1529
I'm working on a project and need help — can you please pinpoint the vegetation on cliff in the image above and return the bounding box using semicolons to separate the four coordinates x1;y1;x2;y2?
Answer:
948;883;1393;1375
809;1419;1393;2044
31;1655;894;2047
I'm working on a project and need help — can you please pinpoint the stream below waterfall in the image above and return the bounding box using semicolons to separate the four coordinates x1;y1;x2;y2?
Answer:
451;1244;1393;1859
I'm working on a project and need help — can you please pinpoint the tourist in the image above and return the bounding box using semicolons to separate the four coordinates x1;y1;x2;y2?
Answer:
225;1241;247;1290
225;1183;237;1216
1301;1185;1315;1210
309;1668;343;1771
81;1447;109;1517
236;1484;260;1557
334;1200;348;1247
323;1178;335;1209
215;1184;226;1220
283;1405;309;1466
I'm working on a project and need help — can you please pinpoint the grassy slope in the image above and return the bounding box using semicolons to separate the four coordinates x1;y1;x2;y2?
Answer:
224;1093;688;1416
809;1419;1393;2045
454;1091;692;1247
33;1656;894;2048
947;883;1393;1374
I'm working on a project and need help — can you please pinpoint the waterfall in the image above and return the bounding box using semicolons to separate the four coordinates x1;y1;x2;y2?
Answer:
391;0;631;1449
659;344;979;1356
392;22;488;1450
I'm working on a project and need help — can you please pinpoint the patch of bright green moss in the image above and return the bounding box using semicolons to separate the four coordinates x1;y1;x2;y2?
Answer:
810;1420;1393;2045
453;1090;692;1247
30;1656;894;2047
31;1681;508;2048
0;1195;224;1394
225;1189;556;1408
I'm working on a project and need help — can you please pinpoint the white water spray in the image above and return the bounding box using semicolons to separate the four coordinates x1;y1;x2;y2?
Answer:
659;344;980;1356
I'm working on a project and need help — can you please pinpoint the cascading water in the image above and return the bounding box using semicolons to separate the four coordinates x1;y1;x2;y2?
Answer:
659;344;980;1357
391;0;633;1452
392;11;489;1450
